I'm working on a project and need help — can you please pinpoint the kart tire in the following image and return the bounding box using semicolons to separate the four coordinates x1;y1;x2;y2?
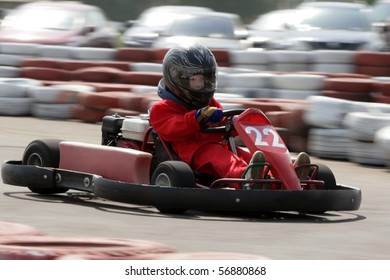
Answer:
151;161;196;214
22;139;69;194
313;163;337;190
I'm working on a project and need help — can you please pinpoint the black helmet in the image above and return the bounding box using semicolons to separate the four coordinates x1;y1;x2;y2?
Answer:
162;43;217;108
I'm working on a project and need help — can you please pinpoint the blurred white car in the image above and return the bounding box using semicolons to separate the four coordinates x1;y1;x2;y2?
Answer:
121;5;212;48
0;1;118;47
249;2;386;51
370;0;390;32
246;9;298;49
152;11;252;50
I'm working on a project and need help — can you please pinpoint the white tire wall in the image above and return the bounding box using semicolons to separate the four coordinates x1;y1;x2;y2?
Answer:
270;74;326;91
0;54;24;67
36;45;75;59
267;50;309;72
308;128;352;160
28;84;96;120
0;42;39;56
270;89;321;100
0;66;21;78
129;62;163;72
303;96;356;128
374;126;390;168
347;140;388;166
343;112;390;142
0;97;32;116
70;47;117;61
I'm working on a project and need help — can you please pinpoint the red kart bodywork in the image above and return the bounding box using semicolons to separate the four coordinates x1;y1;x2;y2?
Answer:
234;108;301;190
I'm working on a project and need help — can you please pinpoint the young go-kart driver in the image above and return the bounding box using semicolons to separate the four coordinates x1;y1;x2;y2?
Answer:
149;43;310;186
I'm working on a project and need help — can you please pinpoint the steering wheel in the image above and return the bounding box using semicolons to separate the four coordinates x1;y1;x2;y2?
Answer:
200;109;245;133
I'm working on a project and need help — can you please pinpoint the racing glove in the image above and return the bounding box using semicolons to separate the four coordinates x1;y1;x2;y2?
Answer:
196;106;223;125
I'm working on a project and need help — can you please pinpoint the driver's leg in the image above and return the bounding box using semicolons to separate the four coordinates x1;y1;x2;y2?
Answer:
191;143;248;179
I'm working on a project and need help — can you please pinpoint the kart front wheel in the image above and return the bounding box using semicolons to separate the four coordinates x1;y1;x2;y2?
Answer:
314;163;337;190
151;161;196;214
22;139;69;194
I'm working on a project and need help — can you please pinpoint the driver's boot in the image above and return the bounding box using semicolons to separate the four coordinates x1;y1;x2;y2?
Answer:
294;152;311;180
247;150;266;179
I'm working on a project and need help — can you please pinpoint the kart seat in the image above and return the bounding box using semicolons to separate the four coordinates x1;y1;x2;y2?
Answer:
59;141;152;184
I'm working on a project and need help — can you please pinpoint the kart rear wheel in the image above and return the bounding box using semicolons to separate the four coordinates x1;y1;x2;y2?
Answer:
22;139;69;194
151;161;196;214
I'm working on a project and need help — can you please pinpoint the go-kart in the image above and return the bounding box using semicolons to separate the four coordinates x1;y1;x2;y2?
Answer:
1;108;361;214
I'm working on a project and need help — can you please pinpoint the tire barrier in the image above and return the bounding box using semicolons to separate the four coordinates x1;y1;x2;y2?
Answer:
0;97;33;116
0;222;43;237
61;60;131;72
322;90;372;102
21;58;63;69
21;67;71;81
72;66;123;83
0;54;24;67
115;47;153;62
267;50;309;72
221;72;275;98
0;42;39;56
0;80;31;98
78;91;133;111
129;62;163;72
70;47;117;61
324;77;374;93
116;71;163;86
84;82;135;92
375;126;390;168
21;58;131;72
214;93;246;111
270;89;320;100
28;86;81;104
308;50;355;74
0;66;21;78
347;140;388;167
229;49;269;71
355;51;390;77
72;104;107;123
308;128;352;160
271;73;325;99
343;112;390;142
0;236;174;260
36;45;74;59
322;77;375;102
303;96;356;128
151;48;169;64
271;73;326;91
208;49;231;67
28;83;94;120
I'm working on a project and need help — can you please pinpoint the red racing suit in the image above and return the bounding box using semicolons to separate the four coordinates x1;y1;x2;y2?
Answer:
149;82;251;179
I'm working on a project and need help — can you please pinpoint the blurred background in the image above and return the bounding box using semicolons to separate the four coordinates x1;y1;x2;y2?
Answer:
0;0;381;23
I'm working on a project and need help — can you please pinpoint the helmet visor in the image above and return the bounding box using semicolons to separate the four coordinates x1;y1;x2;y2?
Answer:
170;66;217;94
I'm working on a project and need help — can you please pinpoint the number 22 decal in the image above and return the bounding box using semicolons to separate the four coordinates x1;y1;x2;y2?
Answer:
245;126;285;148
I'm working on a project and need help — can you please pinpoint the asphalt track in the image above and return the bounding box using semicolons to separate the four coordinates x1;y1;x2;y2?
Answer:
0;116;389;260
